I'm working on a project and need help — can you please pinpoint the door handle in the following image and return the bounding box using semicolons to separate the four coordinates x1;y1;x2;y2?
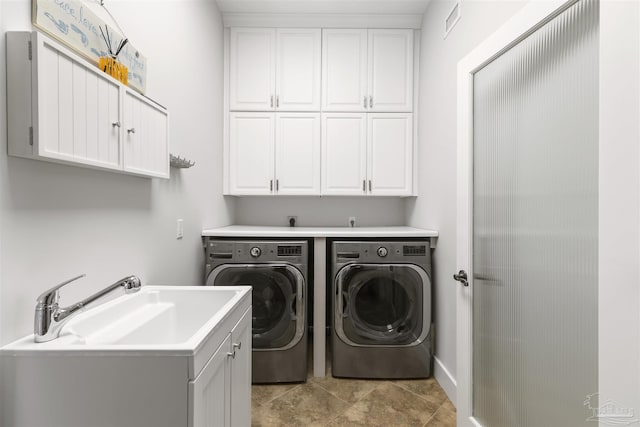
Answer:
276;95;280;108
363;180;366;192
363;96;367;109
368;180;372;192
111;121;121;128
453;270;469;286
232;342;241;350
127;128;136;134
270;180;273;192
270;95;274;108
369;96;373;108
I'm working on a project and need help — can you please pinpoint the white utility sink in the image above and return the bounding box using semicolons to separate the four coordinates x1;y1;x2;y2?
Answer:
0;285;253;427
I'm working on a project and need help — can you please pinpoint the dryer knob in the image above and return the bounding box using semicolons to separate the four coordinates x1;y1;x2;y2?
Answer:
250;247;262;258
377;246;388;257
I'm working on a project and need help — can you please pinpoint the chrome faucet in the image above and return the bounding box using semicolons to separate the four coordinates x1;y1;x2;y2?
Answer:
34;274;142;343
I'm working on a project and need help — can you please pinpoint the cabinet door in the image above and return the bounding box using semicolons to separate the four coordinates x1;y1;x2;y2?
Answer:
189;335;231;427
229;113;275;195
276;29;321;111
230;28;276;111
275;113;321;195
322;30;368;112
367;114;413;196
321;113;367;195
230;308;252;427
123;91;170;179
37;36;121;169
368;30;414;112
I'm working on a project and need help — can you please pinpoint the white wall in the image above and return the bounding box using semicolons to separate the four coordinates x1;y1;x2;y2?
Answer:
406;0;526;398
235;196;406;226
0;0;233;345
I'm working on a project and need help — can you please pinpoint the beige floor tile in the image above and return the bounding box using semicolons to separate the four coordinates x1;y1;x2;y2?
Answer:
252;383;301;406
393;377;449;406
252;382;350;427
424;404;457;427
310;374;381;404
327;382;440;427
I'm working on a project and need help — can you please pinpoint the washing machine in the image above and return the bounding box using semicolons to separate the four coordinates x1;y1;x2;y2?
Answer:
205;238;309;383
331;240;432;379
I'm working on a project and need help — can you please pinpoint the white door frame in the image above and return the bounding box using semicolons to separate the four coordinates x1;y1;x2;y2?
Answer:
456;1;580;425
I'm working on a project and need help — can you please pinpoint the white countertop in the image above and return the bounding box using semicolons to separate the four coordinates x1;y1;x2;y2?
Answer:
201;225;438;238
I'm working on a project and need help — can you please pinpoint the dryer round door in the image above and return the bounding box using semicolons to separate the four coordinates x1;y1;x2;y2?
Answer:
335;264;430;347
208;264;305;351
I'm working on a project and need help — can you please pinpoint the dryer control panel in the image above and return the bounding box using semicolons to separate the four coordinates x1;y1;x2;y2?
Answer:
333;241;430;266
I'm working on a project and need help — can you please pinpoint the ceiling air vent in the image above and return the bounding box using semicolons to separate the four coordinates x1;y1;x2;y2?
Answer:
278;245;302;257
444;0;461;39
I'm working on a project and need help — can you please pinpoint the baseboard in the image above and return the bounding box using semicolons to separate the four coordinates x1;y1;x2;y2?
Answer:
434;356;457;407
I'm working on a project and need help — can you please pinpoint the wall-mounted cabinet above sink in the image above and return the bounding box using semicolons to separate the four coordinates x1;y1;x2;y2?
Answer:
6;31;170;179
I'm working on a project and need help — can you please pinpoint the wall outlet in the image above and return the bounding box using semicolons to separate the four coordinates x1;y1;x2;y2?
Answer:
349;217;356;227
176;219;184;239
287;216;297;227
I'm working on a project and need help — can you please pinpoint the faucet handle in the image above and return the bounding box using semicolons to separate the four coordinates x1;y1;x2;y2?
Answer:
36;274;86;306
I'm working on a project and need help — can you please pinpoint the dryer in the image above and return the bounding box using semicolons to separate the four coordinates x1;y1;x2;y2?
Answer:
331;240;432;379
205;238;309;383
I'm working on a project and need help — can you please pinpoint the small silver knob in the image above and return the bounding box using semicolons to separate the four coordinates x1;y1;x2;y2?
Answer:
377;247;388;257
250;247;261;258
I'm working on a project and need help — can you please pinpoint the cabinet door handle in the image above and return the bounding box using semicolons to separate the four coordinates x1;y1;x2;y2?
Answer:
368;180;372;192
369;96;373;108
233;342;242;350
362;180;366;192
276;179;279;191
127;128;136;134
363;97;367;109
276;95;280;108
270;180;273;192
111;121;121;128
227;351;236;359
270;95;274;108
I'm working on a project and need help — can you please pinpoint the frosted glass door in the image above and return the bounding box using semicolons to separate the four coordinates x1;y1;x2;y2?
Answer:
472;0;598;426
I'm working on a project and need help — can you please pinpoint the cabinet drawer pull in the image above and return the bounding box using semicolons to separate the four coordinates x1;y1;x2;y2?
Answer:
111;121;121;128
127;128;136;134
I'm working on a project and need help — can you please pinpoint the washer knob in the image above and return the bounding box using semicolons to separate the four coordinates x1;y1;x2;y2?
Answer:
377;246;388;257
250;247;262;258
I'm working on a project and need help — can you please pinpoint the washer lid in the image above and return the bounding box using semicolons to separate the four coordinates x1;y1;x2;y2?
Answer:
208;264;306;350
335;264;430;347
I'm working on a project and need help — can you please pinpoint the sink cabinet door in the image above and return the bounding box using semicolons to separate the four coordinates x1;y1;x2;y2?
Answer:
189;335;232;427
230;308;252;427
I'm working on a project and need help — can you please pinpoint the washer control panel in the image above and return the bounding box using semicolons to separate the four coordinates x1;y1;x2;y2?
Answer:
377;246;388;257
250;246;262;258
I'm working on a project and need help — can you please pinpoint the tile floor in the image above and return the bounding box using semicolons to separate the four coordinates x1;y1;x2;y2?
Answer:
251;372;456;426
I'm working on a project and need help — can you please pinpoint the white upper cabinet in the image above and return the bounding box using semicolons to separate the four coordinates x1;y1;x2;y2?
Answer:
7;31;169;179
229;112;275;195
122;90;170;179
229;112;320;196
322;30;368;112
321;113;367;195
276;29;322;111
230;28;320;111
368;30;414;112
229;28;276;111
322;29;413;112
275;113;321;195
367;113;413;196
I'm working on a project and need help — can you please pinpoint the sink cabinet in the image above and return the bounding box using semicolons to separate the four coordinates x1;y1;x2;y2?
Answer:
6;31;169;179
0;287;252;427
190;307;251;427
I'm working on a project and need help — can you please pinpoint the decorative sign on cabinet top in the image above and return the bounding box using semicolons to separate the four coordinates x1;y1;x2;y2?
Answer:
32;0;147;93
